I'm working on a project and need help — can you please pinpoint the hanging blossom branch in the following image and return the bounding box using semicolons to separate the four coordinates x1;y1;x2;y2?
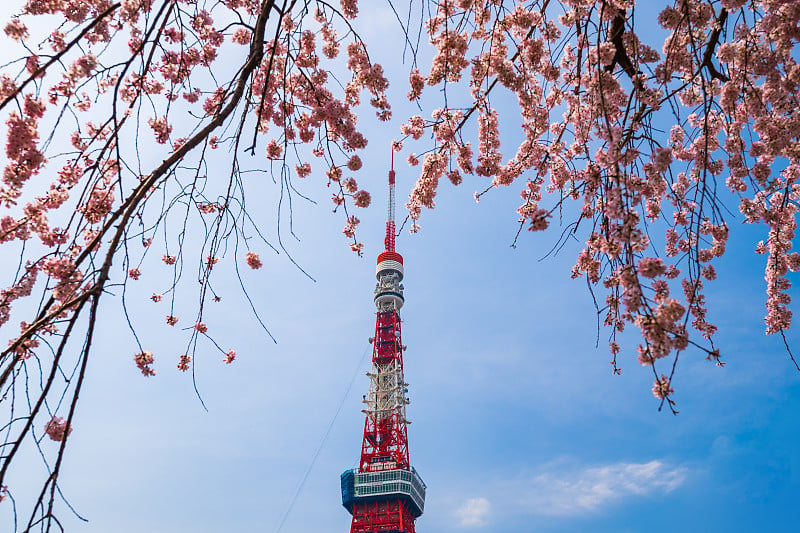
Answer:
0;0;390;529
396;0;800;411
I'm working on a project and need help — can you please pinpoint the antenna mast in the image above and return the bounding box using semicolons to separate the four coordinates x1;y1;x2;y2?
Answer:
385;151;396;253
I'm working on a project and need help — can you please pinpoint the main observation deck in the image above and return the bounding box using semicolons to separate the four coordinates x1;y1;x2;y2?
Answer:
341;467;426;518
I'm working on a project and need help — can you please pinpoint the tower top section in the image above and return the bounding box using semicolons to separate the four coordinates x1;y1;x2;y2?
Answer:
374;160;404;309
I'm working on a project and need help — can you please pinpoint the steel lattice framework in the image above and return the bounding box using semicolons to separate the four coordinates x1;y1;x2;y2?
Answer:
341;168;426;533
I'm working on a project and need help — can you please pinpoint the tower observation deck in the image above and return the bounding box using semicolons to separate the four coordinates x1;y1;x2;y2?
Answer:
341;167;426;532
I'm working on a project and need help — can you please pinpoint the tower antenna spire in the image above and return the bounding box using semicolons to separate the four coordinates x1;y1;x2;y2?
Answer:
385;148;396;253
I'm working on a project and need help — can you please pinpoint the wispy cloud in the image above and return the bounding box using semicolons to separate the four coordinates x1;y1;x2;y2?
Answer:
515;460;687;516
455;497;491;527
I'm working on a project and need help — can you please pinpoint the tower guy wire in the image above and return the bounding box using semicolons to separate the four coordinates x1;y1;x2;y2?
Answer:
274;344;371;533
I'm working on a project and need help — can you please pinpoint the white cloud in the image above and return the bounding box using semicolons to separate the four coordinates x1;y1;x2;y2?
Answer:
515;460;687;516
455;497;491;527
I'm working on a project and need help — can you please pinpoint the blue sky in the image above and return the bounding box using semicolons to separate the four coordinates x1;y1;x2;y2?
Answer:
2;2;800;532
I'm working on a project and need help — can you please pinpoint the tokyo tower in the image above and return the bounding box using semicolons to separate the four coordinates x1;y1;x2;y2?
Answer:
340;165;426;532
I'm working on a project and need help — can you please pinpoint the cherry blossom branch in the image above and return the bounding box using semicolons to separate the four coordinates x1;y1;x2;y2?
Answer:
0;3;122;112
699;7;729;82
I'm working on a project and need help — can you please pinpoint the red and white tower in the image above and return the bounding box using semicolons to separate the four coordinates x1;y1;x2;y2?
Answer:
341;166;426;532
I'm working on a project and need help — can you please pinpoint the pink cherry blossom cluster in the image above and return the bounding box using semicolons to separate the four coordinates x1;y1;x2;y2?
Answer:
295;162;311;178
147;116;172;145
340;0;359;20
349;241;364;256
321;23;339;59
10;329;40;360
397;1;800;397
2;96;46;200
177;354;191;372
198;202;222;214
343;215;360;238
342;177;358;194
6;0;397;504
353;190;371;208
0;264;37;329
232;27;251;45
42;257;83;303
651;375;674;400
245;251;262;269
266;139;283;160
134;351;156;377
48;54;98;102
43;416;72;442
3;19;28;41
79;177;115;224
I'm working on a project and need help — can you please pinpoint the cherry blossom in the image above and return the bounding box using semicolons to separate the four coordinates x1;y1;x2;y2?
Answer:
266;139;283;160
353;190;371;208
343;216;360;238
245;251;262;269
3;19;28;42
652;375;674;400
0;0;393;520
134;351;156;377
198;203;219;215
43;417;72;442
177;354;191;372
347;155;362;171
342;178;358;194
232;28;251;45
350;242;364;256
147;116;172;144
295;163;312;178
394;0;800;405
